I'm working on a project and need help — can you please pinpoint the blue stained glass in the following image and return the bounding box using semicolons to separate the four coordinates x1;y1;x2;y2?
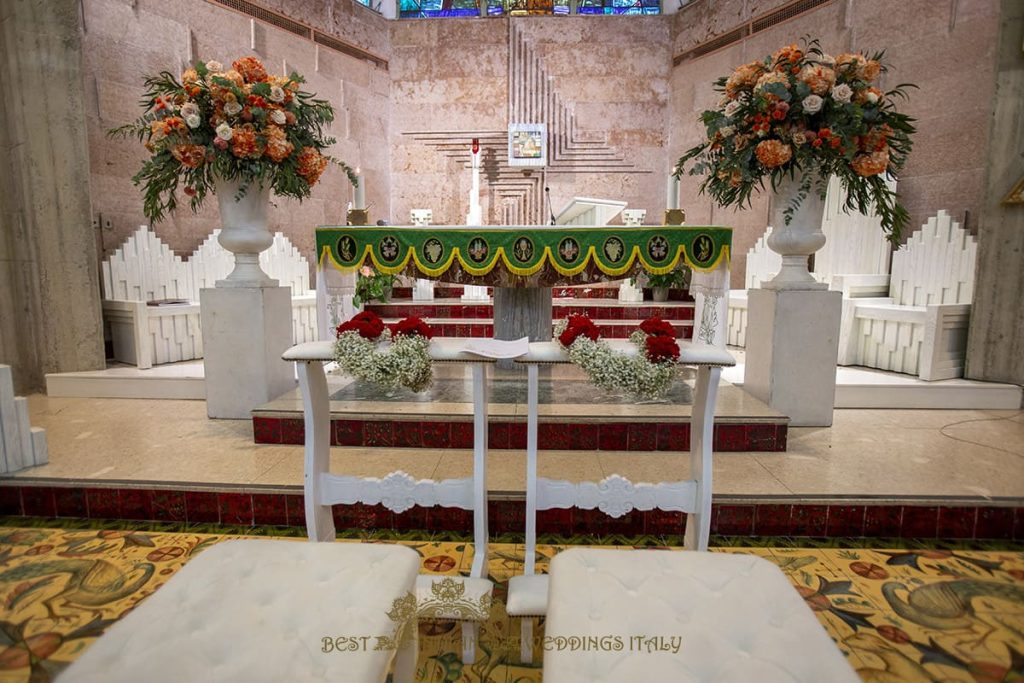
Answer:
401;0;655;16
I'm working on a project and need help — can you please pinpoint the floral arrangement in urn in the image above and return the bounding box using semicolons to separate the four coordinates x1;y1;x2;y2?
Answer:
556;314;681;401
678;39;915;241
334;311;434;393
110;56;355;221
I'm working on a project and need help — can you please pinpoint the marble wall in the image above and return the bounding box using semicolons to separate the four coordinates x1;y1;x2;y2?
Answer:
965;0;1024;385
669;0;1001;287
83;0;392;267
0;0;106;392
389;16;673;227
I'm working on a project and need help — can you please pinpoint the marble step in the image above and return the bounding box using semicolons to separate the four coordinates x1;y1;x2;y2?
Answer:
374;317;694;339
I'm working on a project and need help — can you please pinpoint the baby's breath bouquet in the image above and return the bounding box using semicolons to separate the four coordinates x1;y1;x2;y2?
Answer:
556;315;681;401
678;39;915;242
334;312;434;393
110;56;356;221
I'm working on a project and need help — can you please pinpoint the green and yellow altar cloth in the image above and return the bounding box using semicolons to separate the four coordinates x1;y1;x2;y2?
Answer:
316;225;731;286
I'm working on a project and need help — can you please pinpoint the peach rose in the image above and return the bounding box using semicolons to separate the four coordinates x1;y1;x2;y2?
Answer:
798;64;836;96
725;61;766;98
171;144;206;169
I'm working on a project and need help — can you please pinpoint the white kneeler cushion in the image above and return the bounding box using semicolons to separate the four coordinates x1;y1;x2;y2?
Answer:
544;549;859;682
61;540;420;683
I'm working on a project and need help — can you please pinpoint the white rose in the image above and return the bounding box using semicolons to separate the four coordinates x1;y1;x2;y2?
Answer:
185;114;201;129
224;101;242;117
270;109;286;125
720;125;735;137
866;91;879;104
831;83;853;104
269;86;285;103
216;123;233;141
756;128;767;138
723;101;741;118
180;102;199;119
205;60;224;72
792;131;807;146
801;94;823;114
820;54;836;66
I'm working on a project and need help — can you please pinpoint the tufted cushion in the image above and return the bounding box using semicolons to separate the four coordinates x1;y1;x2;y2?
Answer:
544;549;858;682
415;575;493;621
506;574;549;616
61;540;420;683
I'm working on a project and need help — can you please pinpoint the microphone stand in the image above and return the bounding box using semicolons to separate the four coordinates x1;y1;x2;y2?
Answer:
545;187;557;226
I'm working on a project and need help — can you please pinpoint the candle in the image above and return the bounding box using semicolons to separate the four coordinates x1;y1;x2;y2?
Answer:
666;168;680;210
353;168;365;209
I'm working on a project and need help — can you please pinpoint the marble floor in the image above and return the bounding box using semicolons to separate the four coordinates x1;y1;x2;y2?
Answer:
12;394;1024;502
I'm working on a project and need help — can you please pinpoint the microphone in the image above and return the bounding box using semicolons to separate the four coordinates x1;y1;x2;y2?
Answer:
545;187;557;226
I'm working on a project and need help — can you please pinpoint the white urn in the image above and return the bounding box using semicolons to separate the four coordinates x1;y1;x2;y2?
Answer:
763;174;827;290
214;176;277;287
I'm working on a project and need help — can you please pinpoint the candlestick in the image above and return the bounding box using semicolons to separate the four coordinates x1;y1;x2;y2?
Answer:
666;168;680;210
353;168;365;209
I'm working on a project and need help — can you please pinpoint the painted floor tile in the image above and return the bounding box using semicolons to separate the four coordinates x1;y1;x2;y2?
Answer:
0;527;1021;682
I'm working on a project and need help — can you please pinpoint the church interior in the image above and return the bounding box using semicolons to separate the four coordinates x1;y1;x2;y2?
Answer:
0;0;1022;680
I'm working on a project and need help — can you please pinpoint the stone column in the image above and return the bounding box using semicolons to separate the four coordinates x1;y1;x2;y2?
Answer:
0;0;104;392
966;0;1024;385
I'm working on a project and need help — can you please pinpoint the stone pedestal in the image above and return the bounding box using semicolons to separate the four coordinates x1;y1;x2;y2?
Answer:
200;287;295;419
745;289;841;427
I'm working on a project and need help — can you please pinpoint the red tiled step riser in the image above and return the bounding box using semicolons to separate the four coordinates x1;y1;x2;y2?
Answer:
4;485;1022;541
253;417;784;452
366;303;695;322
379;322;693;339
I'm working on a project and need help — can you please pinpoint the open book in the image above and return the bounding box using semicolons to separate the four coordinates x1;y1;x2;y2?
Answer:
461;337;530;359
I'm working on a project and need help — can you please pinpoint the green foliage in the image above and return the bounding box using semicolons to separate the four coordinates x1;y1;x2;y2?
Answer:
353;269;399;308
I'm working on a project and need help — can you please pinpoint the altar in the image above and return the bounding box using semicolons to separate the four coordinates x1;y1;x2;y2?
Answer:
315;224;732;346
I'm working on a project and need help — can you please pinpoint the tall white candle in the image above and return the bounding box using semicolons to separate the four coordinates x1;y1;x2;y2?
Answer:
666;168;680;210
353;168;365;209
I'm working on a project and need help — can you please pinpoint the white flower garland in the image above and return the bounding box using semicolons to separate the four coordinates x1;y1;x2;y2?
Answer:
334;330;433;393
555;320;678;401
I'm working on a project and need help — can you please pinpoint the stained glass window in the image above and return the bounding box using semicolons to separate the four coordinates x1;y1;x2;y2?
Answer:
578;0;659;14
355;0;374;7
400;0;652;17
400;0;483;18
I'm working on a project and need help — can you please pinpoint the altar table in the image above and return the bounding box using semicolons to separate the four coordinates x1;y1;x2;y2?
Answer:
315;225;733;347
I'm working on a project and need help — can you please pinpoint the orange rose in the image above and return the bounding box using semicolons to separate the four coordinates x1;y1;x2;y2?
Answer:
263;125;294;163
232;56;269;83
772;44;803;69
851;149;890;176
754;139;793;168
182;69;199;85
725;61;766;98
230;126;262;159
171;144;206;168
798;64;836;95
859;60;882;81
296;147;329;186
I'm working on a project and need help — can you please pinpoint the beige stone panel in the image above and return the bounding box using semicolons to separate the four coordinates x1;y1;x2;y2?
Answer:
389;20;441;49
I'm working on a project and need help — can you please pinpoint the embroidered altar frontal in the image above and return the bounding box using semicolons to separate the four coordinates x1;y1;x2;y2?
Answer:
316;225;732;287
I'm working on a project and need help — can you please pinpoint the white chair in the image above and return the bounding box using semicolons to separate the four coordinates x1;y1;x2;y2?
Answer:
726;229;780;347
506;341;734;663
283;340;495;664
543;549;860;682
838;210;977;380
61;539;421;683
102;227;318;368
727;176;896;347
